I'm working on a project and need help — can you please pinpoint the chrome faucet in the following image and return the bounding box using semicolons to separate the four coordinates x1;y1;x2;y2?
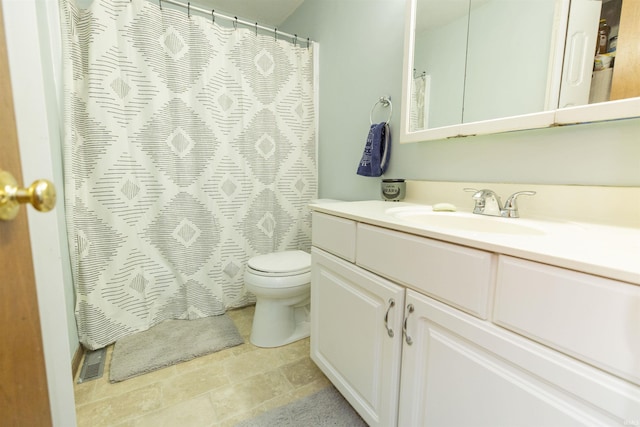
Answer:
464;188;536;218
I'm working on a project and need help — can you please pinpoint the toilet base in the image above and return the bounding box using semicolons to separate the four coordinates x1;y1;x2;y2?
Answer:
250;302;310;348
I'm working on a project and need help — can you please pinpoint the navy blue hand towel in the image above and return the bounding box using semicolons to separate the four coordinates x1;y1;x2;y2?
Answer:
357;122;391;177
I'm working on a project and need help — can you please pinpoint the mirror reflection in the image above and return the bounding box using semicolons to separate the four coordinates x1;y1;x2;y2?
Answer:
463;0;558;123
589;2;621;103
408;0;634;135
411;0;559;132
411;0;469;131
559;0;626;107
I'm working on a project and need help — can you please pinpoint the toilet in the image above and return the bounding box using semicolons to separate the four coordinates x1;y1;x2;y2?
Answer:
244;250;312;348
245;199;341;348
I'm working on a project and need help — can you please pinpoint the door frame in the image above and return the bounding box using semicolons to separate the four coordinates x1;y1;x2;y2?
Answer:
2;0;77;425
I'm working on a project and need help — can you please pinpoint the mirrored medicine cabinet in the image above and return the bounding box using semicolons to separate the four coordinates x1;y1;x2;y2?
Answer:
400;0;640;143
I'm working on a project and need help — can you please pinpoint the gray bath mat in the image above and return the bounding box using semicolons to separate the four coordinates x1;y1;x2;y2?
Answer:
235;386;368;427
109;314;243;382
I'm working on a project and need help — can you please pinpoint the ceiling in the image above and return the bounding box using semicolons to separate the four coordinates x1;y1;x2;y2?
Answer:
189;0;305;27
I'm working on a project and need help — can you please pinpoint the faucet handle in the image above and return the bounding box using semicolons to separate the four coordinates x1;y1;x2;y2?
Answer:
463;188;484;213
503;191;536;218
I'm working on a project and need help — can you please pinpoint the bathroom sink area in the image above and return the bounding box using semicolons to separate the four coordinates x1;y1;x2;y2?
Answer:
309;200;640;284
385;206;546;236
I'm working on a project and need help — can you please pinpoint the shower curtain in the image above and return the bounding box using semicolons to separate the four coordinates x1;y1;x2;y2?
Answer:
410;74;427;131
59;0;317;349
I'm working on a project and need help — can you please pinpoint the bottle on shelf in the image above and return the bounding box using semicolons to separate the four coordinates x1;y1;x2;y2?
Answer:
597;19;610;54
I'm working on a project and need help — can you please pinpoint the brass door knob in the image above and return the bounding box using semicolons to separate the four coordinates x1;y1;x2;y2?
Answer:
0;169;56;221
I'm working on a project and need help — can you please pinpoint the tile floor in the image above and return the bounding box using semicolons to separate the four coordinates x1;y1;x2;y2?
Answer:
73;305;331;427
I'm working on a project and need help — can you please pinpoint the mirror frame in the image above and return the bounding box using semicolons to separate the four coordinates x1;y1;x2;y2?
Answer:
400;0;640;144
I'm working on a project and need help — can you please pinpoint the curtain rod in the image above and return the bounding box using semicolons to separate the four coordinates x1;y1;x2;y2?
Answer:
157;0;313;47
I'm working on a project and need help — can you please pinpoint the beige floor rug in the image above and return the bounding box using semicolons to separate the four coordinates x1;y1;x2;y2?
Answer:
235;386;368;426
109;314;243;382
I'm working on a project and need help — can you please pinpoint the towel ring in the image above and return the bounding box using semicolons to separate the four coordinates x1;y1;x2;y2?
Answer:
370;96;392;125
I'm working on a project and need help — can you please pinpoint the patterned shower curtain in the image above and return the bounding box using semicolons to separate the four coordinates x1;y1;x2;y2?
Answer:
59;0;317;349
410;74;427;131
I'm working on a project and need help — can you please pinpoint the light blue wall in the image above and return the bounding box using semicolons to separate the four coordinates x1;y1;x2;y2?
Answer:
281;0;640;202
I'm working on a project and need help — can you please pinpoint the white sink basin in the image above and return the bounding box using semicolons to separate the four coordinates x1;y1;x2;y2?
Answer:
386;206;545;236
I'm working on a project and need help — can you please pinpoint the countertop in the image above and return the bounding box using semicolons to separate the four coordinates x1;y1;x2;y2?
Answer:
310;200;640;286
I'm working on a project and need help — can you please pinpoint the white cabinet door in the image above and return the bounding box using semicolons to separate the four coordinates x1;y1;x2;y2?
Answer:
398;290;626;427
311;247;405;427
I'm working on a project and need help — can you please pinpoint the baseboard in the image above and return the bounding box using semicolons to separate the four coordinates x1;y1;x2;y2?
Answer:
71;345;85;380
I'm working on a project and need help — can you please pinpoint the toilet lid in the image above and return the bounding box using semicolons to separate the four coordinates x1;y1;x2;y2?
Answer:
247;250;311;275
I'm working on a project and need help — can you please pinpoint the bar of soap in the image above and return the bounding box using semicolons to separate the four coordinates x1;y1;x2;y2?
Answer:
433;203;457;212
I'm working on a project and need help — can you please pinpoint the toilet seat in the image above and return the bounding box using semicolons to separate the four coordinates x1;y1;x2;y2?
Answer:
245;270;311;289
247;250;311;277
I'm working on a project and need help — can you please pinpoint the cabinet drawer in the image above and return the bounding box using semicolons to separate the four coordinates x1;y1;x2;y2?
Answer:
312;212;357;262
356;223;495;319
494;255;640;386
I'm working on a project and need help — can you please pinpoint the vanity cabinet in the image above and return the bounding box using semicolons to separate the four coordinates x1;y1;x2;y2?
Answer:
311;248;404;427
310;211;640;427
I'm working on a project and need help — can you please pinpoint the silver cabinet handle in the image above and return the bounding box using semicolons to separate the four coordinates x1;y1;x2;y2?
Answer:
403;303;414;345
384;298;395;338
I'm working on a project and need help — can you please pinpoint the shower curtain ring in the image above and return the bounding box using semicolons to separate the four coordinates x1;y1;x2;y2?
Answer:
274;28;278;41
211;10;215;23
187;2;190;17
293;34;297;46
255;22;258;36
233;17;238;30
158;0;162;10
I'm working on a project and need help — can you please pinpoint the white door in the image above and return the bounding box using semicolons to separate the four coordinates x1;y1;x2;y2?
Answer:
311;247;404;427
0;3;52;423
2;1;77;425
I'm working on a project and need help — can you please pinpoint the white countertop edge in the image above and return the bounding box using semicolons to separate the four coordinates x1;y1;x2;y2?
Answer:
310;201;640;286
